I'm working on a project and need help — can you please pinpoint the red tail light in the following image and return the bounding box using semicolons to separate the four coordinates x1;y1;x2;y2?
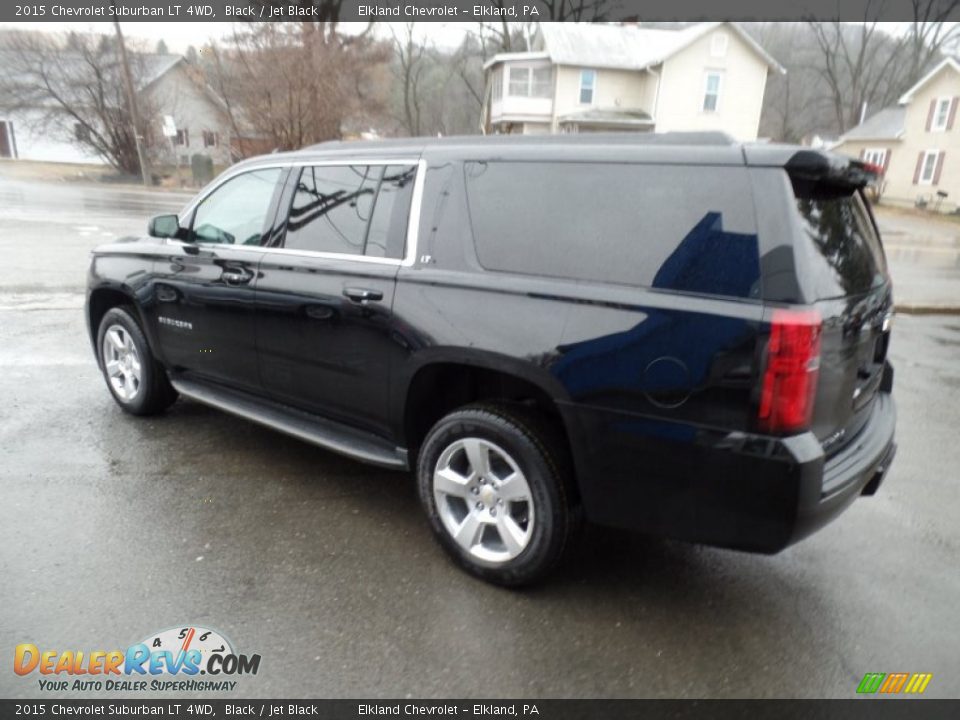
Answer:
758;309;822;433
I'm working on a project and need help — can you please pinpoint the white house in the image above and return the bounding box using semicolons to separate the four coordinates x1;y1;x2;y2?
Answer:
0;52;235;168
482;22;784;141
833;57;960;211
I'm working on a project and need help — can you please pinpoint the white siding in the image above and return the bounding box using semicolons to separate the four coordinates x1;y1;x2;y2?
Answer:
882;65;960;207
553;66;652;120
144;64;232;166
521;123;551;135
654;27;769;140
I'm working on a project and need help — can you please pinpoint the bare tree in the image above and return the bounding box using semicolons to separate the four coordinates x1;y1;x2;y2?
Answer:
0;29;158;175
206;8;391;153
535;0;617;21
384;29;489;138
746;23;835;142
905;0;960;81
808;16;910;133
391;24;426;136
450;35;487;114
807;2;960;134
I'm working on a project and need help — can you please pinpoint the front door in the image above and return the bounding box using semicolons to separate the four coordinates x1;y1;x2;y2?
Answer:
256;162;417;437
149;166;285;392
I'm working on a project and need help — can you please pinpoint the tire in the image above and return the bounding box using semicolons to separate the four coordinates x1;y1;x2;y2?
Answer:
417;402;580;586
96;306;177;416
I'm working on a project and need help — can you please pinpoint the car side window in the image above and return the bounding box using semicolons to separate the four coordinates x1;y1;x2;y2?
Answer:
286;165;378;255
284;164;415;260
463;161;761;300
364;165;416;259
190;168;283;245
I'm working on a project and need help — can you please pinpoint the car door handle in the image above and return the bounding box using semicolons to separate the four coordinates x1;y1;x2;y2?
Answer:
343;287;383;303
222;268;254;286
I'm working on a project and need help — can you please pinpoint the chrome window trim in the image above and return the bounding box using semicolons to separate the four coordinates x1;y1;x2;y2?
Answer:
172;157;426;268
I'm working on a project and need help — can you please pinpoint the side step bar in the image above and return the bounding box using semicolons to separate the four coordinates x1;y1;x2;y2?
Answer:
170;375;409;470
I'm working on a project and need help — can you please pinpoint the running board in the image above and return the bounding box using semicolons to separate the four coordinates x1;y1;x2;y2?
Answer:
169;376;408;470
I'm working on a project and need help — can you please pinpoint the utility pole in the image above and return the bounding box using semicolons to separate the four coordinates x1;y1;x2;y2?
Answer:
112;14;150;186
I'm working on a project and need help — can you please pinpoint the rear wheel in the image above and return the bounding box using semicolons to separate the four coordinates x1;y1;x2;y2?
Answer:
417;403;579;586
97;307;177;416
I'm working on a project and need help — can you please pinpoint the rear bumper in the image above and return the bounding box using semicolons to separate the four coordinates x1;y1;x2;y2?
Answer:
561;392;896;553
791;392;895;546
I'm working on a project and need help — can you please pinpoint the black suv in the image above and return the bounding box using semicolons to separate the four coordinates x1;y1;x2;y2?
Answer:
86;133;896;585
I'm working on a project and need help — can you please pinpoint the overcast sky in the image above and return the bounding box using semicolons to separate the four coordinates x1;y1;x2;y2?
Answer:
0;21;471;51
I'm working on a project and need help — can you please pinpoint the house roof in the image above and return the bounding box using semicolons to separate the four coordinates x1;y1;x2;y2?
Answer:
482;22;784;74
0;49;185;99
139;54;184;90
898;56;960;104
0;47;235;129
482;51;549;69
138;54;231;112
838;107;906;142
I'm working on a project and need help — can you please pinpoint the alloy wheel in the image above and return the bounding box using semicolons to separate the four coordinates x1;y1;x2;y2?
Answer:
102;324;142;402
433;437;535;565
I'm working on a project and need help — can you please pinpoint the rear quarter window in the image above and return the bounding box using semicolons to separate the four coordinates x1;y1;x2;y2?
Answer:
791;179;888;299
463;161;761;300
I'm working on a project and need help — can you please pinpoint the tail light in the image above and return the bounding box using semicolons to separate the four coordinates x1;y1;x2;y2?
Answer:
758;309;822;433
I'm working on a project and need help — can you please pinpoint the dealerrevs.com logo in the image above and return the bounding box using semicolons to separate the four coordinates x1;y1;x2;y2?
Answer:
14;625;261;692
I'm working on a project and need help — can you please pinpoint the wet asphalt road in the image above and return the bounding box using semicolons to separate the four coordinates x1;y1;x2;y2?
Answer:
1;176;959;700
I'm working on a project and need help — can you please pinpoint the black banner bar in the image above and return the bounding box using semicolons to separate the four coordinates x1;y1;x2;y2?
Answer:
2;700;960;720
3;0;960;23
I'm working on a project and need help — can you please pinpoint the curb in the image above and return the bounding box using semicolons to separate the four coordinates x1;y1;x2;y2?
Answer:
894;304;960;315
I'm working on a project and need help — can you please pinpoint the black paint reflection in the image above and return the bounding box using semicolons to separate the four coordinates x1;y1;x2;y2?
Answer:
552;211;760;426
651;211;760;299
793;180;887;299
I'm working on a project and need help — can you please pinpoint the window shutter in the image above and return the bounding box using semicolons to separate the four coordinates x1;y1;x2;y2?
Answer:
934;151;946;185
883;149;891;173
913;152;924;184
926;99;936;131
949;98;959;130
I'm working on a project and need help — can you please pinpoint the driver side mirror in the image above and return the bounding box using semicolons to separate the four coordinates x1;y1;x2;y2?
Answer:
148;214;181;239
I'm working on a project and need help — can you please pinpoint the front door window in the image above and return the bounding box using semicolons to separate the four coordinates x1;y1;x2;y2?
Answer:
191;168;283;245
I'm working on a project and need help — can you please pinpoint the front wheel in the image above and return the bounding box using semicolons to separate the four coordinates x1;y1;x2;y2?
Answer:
97;306;177;416
417;403;579;586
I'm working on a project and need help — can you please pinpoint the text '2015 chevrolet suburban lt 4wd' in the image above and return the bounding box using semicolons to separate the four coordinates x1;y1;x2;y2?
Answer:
86;133;896;585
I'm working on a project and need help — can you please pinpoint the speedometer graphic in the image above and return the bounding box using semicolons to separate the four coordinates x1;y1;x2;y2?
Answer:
138;625;234;674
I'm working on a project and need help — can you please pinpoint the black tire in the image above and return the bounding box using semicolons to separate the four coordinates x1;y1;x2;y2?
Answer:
417;402;580;586
96;306;177;416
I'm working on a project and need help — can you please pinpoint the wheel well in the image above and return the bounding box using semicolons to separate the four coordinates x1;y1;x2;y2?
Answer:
88;288;134;342
404;363;571;468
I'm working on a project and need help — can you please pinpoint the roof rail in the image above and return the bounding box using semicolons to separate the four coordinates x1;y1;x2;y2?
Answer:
301;131;738;152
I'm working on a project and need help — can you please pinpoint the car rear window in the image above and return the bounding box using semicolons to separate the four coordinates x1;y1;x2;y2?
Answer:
463;161;760;300
791;179;888;299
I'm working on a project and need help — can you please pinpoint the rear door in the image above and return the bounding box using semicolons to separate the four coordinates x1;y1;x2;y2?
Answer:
256;161;417;437
789;178;893;453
